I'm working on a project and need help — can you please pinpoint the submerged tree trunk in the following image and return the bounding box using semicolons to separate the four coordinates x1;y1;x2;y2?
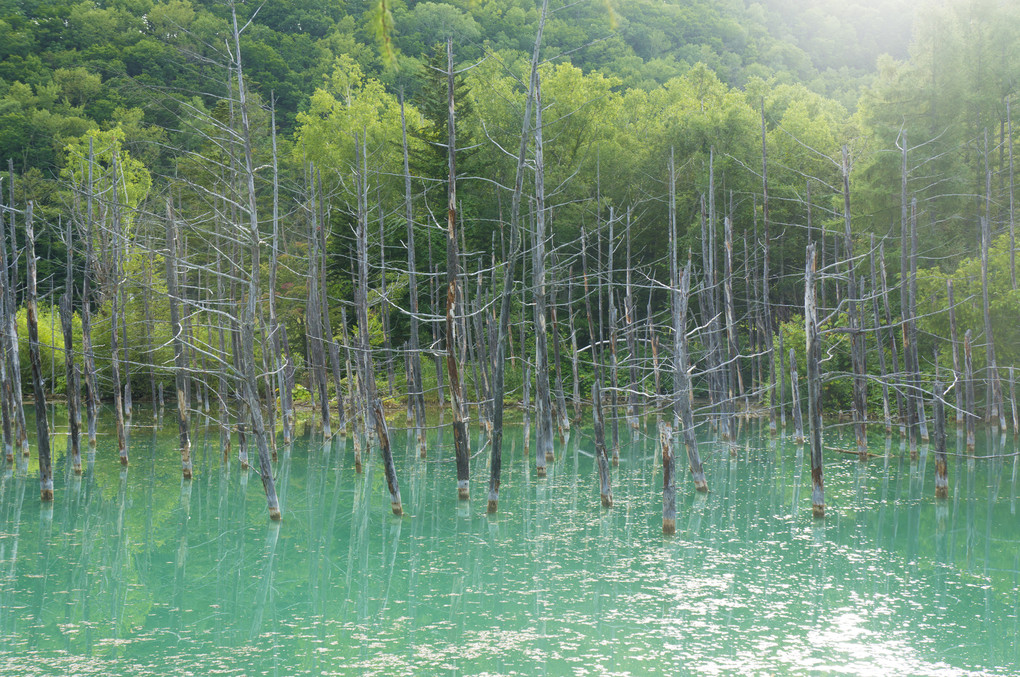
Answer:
25;204;53;501
933;379;948;499
399;91;427;458
805;243;824;518
231;2;280;520
488;0;545;512
165;202;192;479
581;227;613;507
790;347;804;444
59;217;81;475
669;152;707;493
445;38;471;500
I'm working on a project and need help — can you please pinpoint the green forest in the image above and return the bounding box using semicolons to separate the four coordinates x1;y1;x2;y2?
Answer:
1;0;1019;515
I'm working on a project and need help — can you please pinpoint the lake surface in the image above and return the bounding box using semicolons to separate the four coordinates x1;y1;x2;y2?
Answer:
0;408;1017;675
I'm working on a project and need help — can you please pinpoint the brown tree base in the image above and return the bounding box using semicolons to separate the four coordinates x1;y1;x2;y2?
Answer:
269;507;282;521
545;451;554;462
662;518;676;535
935;486;949;499
41;489;53;501
391;502;403;516
183;468;192;480
812;504;825;518
487;499;498;514
601;493;613;507
536;466;547;478
457;487;470;501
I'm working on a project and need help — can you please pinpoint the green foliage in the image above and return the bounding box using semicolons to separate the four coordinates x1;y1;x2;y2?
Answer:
917;232;1020;372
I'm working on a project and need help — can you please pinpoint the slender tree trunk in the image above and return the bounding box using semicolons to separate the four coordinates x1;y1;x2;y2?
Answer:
0;188;14;462
805;243;824;517
59;217;81;474
25;204;53;500
964;329;976;451
933;379;948;498
306;173;331;436
110;158;127;465
1008;98;1016;291
581;226;613;507
980;214;1006;432
318;169;346;431
841;146;867;459
399;91;427;458
532;67;555;472
624;211;640;429
790;347;804;444
909;199;928;444
869;235;891;433
372;399;403;515
489;0;545;511
947;280;963;426
445;38;471;500
878;242;905;431
669;151;707;493
165;203;192;479
231;2;281;520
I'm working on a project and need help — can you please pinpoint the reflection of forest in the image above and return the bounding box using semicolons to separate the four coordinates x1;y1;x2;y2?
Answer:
0;418;1015;673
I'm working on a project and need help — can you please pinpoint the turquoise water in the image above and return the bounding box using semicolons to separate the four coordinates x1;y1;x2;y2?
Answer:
0;409;1017;675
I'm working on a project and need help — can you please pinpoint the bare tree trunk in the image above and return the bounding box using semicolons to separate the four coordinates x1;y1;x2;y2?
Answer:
669;151;707;493
399;91;427;458
445;38;471;500
790;347;804;444
372;399;403;515
165;202;192;479
761;107;776;436
841;146;867;459
869;235;891;433
0;188;15;462
623;211;640;429
231;1;280;520
268;100;292;446
947;280;963;426
6;161;28;458
980;212;1006;432
581;226;613;507
532;66;554;472
805;243;824;517
306;172;331;436
878;241;905;431
110;157;127;465
568;276;582;423
933;379;948;498
1008;98;1016;291
318;169;346;431
964;329;976;451
909;199;928;444
25;204;53;500
489;0;545;511
59;217;81;474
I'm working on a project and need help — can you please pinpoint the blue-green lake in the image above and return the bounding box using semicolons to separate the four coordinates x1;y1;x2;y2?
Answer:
0;408;1017;675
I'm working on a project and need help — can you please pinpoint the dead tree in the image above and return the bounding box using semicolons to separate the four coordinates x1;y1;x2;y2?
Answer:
59;215;81;474
444;38;471;500
670;152;707;493
805;243;824;518
25;204;53;501
165;202;192;479
581;226;613;507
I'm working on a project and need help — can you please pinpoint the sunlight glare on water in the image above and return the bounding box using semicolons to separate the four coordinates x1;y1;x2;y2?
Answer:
0;409;1016;675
